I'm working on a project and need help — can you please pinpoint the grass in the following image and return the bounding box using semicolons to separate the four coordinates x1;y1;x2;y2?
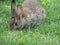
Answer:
0;0;60;45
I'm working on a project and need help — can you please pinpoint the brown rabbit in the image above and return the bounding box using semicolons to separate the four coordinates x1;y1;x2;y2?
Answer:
8;0;46;30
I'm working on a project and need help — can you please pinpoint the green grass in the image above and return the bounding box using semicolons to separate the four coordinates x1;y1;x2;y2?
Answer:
0;0;60;45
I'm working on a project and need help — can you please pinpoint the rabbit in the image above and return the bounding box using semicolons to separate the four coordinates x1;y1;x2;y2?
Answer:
8;0;46;30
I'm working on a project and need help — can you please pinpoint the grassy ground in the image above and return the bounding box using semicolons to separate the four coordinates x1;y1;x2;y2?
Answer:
0;0;60;45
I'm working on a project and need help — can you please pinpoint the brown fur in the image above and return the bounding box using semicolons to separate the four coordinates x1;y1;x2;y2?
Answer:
8;0;46;30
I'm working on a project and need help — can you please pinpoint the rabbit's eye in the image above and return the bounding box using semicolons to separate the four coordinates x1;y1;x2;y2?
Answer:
11;16;14;19
15;22;17;26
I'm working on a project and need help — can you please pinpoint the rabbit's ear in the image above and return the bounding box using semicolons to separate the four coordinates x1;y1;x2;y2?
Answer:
11;0;17;18
17;5;27;18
